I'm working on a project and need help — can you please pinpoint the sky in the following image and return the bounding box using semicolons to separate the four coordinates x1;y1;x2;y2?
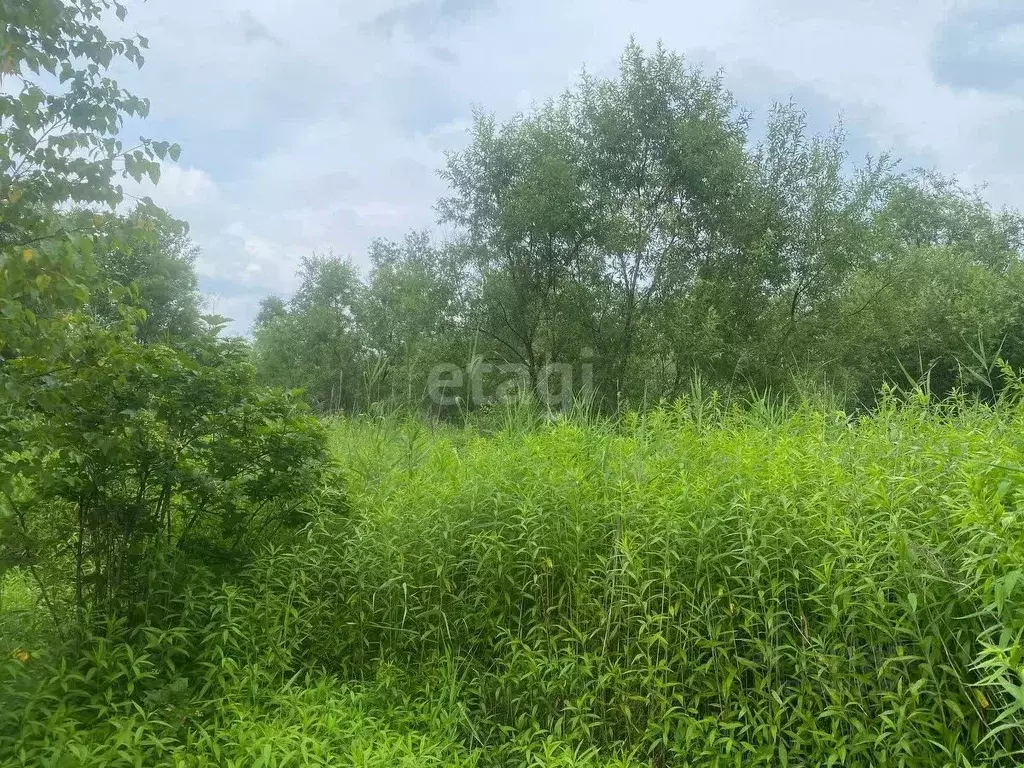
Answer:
110;0;1024;335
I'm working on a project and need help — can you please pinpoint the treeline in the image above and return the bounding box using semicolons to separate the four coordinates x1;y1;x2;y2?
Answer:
254;44;1024;413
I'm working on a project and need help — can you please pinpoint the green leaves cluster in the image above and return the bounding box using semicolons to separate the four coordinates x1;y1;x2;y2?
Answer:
1;0;180;248
1;226;330;630
80;204;204;342
0;0;330;633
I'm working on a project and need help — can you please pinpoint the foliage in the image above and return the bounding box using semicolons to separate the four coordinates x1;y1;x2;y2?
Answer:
252;253;367;412
2;236;329;625
0;0;180;249
254;240;471;414
5;394;1024;765
254;43;1024;414
360;232;470;407
81;204;205;342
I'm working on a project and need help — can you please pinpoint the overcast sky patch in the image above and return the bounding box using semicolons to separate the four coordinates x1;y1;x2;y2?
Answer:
931;3;1024;95
111;0;1024;335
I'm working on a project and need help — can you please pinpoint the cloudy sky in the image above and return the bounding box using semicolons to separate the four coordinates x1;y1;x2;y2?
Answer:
111;0;1024;335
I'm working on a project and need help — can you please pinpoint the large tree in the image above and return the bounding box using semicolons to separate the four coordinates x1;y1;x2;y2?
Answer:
571;43;752;401
439;105;598;392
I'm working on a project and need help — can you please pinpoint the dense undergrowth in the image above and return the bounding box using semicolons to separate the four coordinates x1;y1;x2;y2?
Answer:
3;391;1024;766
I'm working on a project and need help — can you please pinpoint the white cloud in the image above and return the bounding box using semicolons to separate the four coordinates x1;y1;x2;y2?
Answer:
993;24;1024;56
349;201;414;226
150;165;219;207
122;164;218;215
105;0;1024;335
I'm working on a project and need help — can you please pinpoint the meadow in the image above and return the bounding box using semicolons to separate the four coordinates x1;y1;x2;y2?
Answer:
3;390;1024;766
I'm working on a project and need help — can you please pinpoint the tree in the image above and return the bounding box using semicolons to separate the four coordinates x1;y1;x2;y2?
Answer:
726;105;894;390
253;253;366;412
572;42;753;403
1;0;162;478
439;105;597;393
0;0;179;249
70;204;204;342
0;0;182;380
3;306;327;623
0;0;329;631
361;232;469;406
820;172;1024;400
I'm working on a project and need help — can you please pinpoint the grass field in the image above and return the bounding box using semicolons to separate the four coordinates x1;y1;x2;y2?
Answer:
3;393;1024;766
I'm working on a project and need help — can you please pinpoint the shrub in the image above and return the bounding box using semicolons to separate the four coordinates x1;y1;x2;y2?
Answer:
1;235;331;628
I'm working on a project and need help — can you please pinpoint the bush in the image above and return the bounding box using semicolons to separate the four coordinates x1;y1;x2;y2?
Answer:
1;235;331;628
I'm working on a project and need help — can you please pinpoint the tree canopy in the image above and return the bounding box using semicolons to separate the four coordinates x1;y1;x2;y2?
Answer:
254;42;1024;413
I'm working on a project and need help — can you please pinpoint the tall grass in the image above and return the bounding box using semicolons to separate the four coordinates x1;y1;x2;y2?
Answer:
3;391;1024;765
311;391;1024;765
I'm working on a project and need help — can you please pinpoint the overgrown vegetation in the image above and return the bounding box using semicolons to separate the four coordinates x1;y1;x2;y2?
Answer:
5;394;1024;765
3;1;1024;766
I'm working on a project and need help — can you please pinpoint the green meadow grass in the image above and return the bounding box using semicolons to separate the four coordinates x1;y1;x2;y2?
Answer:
3;394;1024;766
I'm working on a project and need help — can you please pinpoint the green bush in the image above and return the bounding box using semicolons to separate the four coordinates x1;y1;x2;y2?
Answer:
2;231;332;627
